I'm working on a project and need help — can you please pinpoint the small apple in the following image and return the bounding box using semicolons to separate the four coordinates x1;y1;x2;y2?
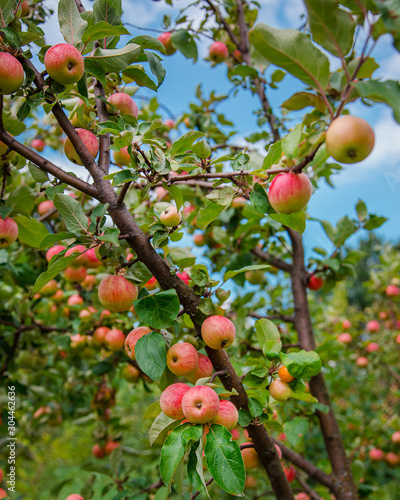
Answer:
269;379;292;401
167;342;199;376
212;399;238;430
245;270;265;285
245;475;257;489
45;245;66;262
366;320;380;333
65;244;87;267
67;294;83;306
105;440;120;454
177;271;190;285
64;128;99;165
82;274;96;290
369;448;384;461
38;200;55;216
39;279;58;297
105;328;125;351
181;385;220;424
98;275;138;312
158;32;176;55
0;490;7;500
31;138;45;152
268;172;312;214
84;247;101;269
160;383;191;420
241;443;259;470
231;428;240;440
64;265;87;283
386;284;400;297
342;319;352;329
232;196;247;208
20;1;30;16
0;52;24;94
144;276;158;291
165;119;175;129
296;494;311;500
356;356;368;367
307;275;324;291
44;43;85;85
0;467;3;482
113;147;131;167
108;92;138;118
193;234;205;247
392;431;400;444
65;495;85;500
337;333;352;344
93;326;110;345
284;465;296;483
125;326;152;359
325;116;375;164
366;342;379;353
92;443;106;459
209;41;229;63
201;315;236;350
385;452;398;465
185;353;213;383
0;217;18;248
122;364;140;382
278;365;295;383
160;206;181;227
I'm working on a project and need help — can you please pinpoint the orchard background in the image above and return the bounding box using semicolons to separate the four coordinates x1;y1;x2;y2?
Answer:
0;0;400;499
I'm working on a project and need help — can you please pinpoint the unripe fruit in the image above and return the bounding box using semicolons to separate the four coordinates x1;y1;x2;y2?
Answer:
0;52;24;94
369;448;384;461
44;44;85;85
325;116;374;164
284;465;296;483
160;206;181;227
356;356;368;367
307;275;324;291
245;475;257;489
39;279;58;297
93;326;110;345
241;443;259;470
160;383;191;420
108;92;138;118
0;217;18;248
158;32;176;55
181;385;220;424
269;379;292;401
105;328;125;351
64;265;87;283
278;365;295;383
201;315;236;350
20;1;30;16
386;284;400;297
113;147;131;167
337;333;352;344
167;342;199;376
125;326;152;359
185;353;213;383
46;244;66;262
31;138;45;152
209;42;229;63
366;342;379;353
366;320;380;332
245;270;265;285
212;399;238;430
122;364;140;382
98;275;138;312
193;234;205;247
64;128;99;165
268;172;312;214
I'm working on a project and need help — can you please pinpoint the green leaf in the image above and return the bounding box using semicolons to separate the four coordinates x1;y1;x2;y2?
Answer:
281;92;326;113
363;214;387;231
144;400;162;420
197;202;227;230
353;80;400;123
223;264;270;283
248;397;264;418
81;21;129;44
0;0;17;26
282;123;302;159
250;182;271;213
205;425;245;496
93;0;122;26
39;231;75;249
133;290;180;329
165;184;183;211
269;211;306;234
262;141;282;169
136;332;167;381
54;194;88;234
333;216;358;246
355;199;368;222
130;35;166;53
280;350;321;378
98;227;120;247
91;361;113;375
170;30;197;61
87;43;142;72
170;131;204;156
290;392;318;403
58;0;88;44
31;253;81;295
192;139;211;160
250;24;330;89
8;186;36;216
283;416;309;448
149;412;179;446
255;318;282;355
169;247;196;268
28;163;49;184
207;187;236;206
303;0;356;58
188;438;210;499
14;215;49;248
145;50;166;88
122;67;157;91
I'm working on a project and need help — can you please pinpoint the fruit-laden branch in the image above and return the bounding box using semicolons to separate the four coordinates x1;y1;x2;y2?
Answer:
251;245;293;273
286;227;358;500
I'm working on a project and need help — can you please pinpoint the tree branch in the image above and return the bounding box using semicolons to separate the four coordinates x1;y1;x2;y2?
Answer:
251;246;292;273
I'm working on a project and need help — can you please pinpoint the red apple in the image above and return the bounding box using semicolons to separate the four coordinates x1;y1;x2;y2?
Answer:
269;379;292;401
342;319;352;329
201;315;236;350
84;247;102;269
108;92;138;118
38;200;55;216
105;440;120;454
64;265;87;283
92;443;106;459
230;428;240;440
167;342;199;376
67;294;83;306
385;452;398;465
392;431;400;444
185;353;213;383
158;32;176;55
64;128;99;165
366;342;379;353
209;41;229;63
44;44;85;85
386;284;400;297
356;356;368;367
165;119;175;129
113;147;131;167
325;116;375;164
307;275;324;291
31;138;45;152
20;1;30;16
65;244;87;267
66;495;85;500
369;448;384;461
181;385;220;424
193;234;205;247
105;328;125;351
82;274;96;290
296;494;311;500
337;333;352;344
125;326;152;359
0;217;18;248
278;365;295;383
144;276;158;290
212;399;238;430
268;172;312;214
177;271;190;285
284;465;296;483
46;244;66;262
0;52;24;94
160;383;191;420
93;326;110;345
98;275;138;312
241;443;259;470
366;320;380;333
160;206;181;227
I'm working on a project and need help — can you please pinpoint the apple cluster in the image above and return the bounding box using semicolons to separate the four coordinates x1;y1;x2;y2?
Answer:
269;365;295;402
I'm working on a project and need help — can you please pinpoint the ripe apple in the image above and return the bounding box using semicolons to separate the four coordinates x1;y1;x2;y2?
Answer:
82;274;96;290
284;465;296;483
307;275;324;291
0;217;18;248
113;147;131;167
278;365;295;383
39;279;58;297
366;342;379;353
325;116;375;164
185;353;213;383
269;379;292;401
201;315;236;350
209;41;229;63
98;275;138;312
105;328;125;351
64;128;99;165
366;320;380;333
386;284;400;297
105;440;120;454
64;265;87;283
45;244;66;262
84;247;102;269
212;399;238;430
144;276;158;290
296;494;311;500
67;294;83;306
181;385;220;424
38;199;55;216
108;92;138;118
0;52;24;94
122;364;140;382
70;333;86;348
0;490;7;499
230;428;240;440
337;333;352;344
177;271;190;285
275;443;282;459
342;319;352;329
356;356;368;367
0;467;3;482
232;196;247;208
158;32;176;55
167;342;199;376
65;244;87;267
165;119;175;129
241;443;260;470
193;234;205;247
92;443;106;459
392;431;400;443
160;206;181;227
44;43;85;85
125;326;152;359
66;495;85;500
268;172;312;214
93;326;110;345
369;448;384;461
160;383;191;420
385;452;398;465
31;138;45;152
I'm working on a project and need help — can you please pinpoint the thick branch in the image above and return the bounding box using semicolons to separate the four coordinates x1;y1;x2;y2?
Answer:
93;77;111;174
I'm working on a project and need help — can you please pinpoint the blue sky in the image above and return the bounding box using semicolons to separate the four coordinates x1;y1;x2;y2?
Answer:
42;0;400;255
